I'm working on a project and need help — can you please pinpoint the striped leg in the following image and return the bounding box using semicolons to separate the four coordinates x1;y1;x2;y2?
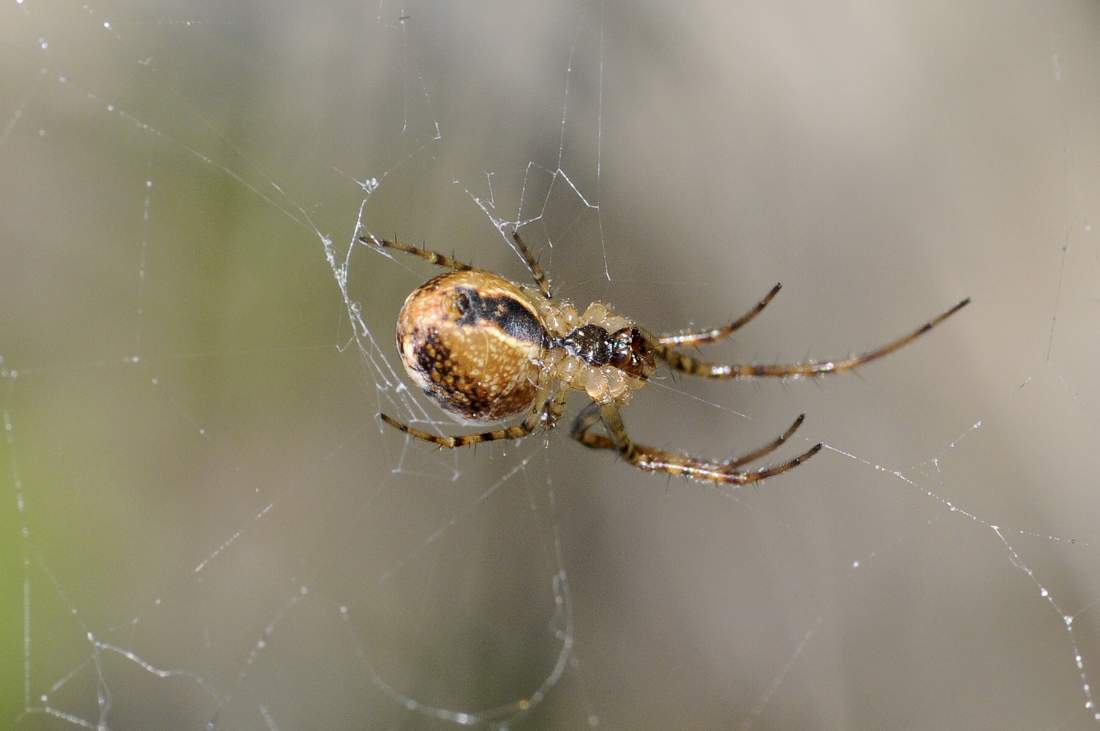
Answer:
380;391;567;449
657;282;782;347
722;413;806;469
359;235;474;272
569;401;614;451
571;403;821;485
572;404;811;469
510;230;552;299
654;298;970;380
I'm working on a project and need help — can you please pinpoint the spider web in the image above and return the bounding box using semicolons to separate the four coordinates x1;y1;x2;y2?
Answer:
3;1;1100;729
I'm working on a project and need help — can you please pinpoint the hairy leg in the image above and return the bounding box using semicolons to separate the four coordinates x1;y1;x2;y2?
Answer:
654;298;970;379
381;390;567;448
509;229;552;299
571;402;821;485
657;282;782;347
360;235;474;272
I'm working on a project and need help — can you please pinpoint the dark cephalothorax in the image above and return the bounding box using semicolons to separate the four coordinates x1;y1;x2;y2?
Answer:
554;324;655;380
556;324;613;365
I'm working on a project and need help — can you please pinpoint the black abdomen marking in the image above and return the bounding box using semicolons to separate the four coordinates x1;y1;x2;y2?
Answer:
455;286;547;347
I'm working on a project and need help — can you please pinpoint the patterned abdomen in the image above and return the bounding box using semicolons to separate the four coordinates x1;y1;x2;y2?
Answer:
396;270;548;422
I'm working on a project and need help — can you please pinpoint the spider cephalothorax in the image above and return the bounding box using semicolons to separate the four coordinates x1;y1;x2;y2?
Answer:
367;231;969;485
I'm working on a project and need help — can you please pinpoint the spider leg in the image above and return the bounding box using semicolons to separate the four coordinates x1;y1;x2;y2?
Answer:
510;229;552;299
571;403;822;485
572;405;809;468
652;298;970;380
657;282;782;347
359;235;475;272
569;401;615;451
722;412;805;469
539;389;570;430
380;390;567;449
571;408;805;467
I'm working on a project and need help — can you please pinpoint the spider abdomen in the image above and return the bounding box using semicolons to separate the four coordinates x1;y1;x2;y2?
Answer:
396;270;548;422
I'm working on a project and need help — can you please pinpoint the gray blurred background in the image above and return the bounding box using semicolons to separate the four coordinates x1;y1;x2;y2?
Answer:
2;1;1100;729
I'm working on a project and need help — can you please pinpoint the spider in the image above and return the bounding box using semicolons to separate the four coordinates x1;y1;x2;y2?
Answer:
363;231;969;485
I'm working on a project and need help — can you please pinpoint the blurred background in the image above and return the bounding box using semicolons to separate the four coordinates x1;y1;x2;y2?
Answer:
2;1;1100;728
